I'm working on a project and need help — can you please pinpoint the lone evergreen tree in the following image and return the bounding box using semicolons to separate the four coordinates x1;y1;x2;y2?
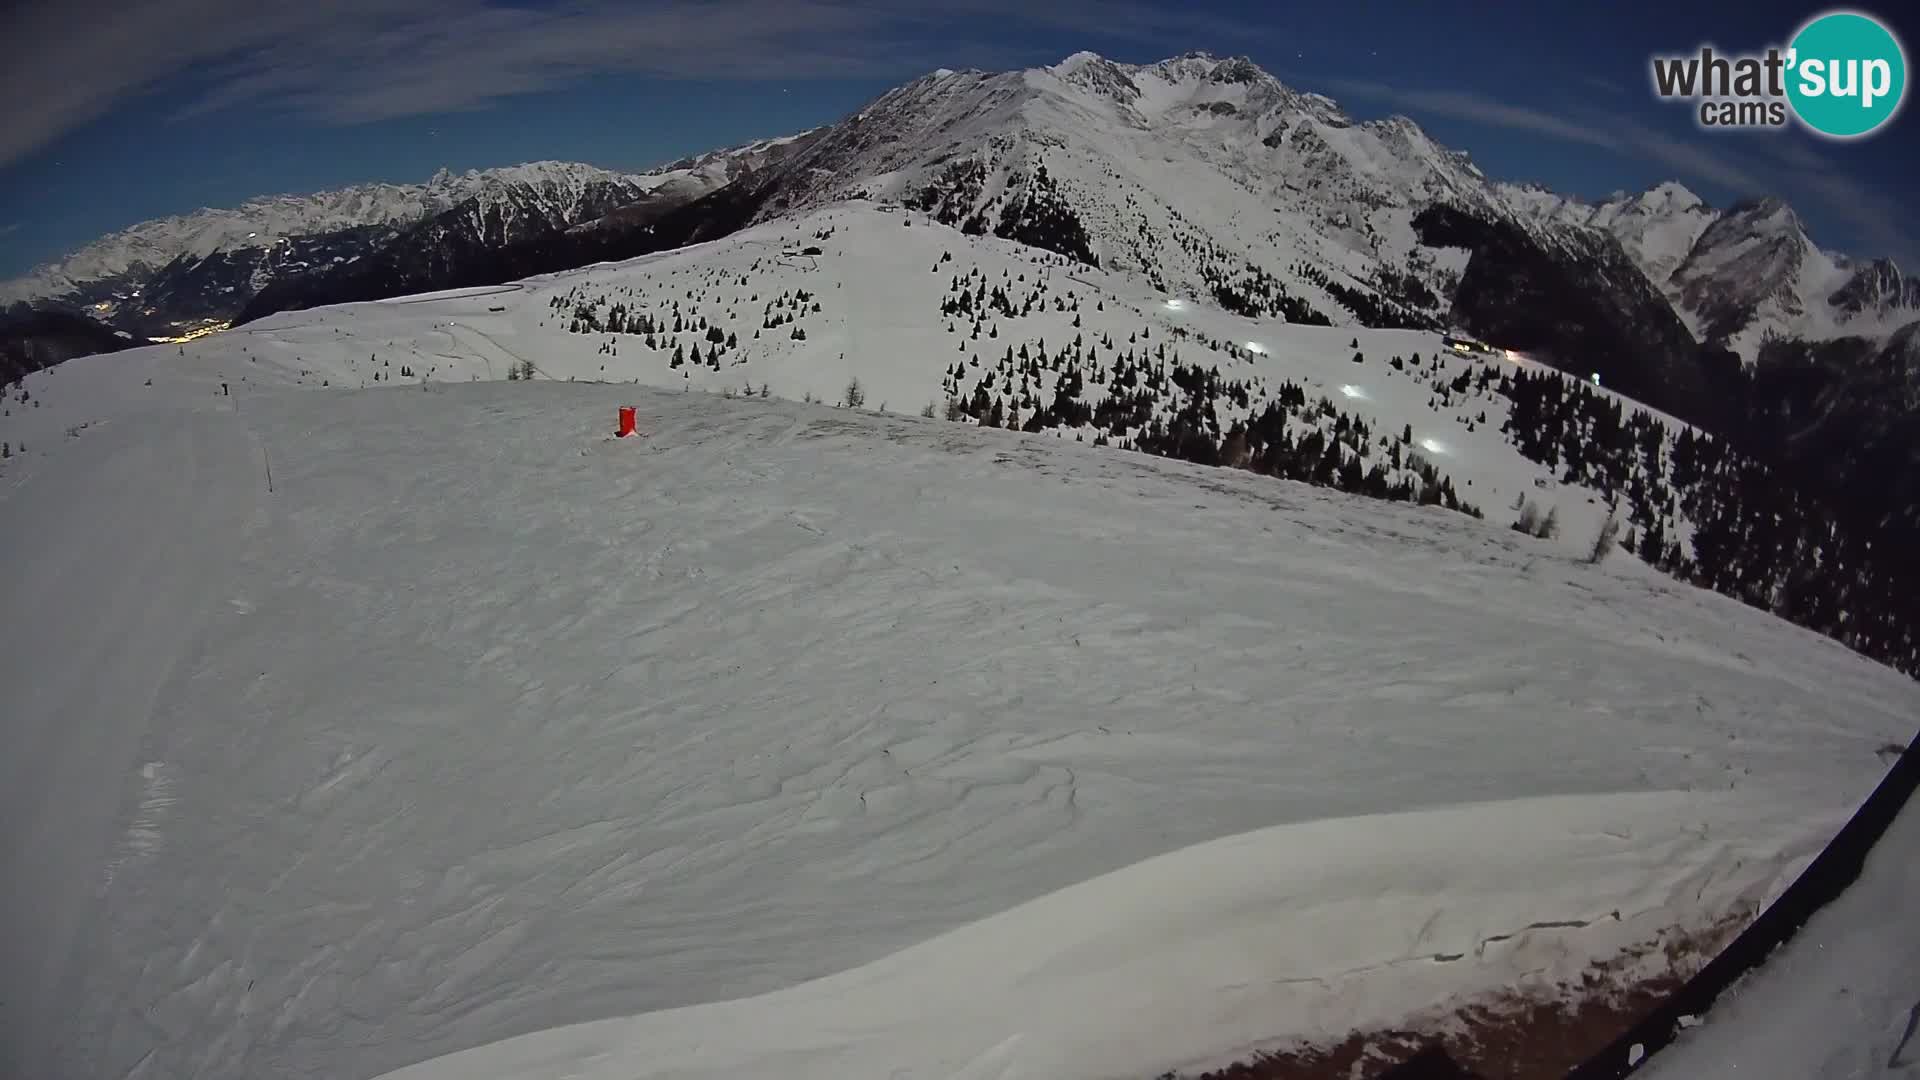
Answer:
1588;501;1622;563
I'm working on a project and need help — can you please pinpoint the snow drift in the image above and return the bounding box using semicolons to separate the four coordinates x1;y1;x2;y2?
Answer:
372;790;1829;1080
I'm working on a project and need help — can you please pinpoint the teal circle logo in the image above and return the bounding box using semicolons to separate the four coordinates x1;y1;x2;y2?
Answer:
1786;10;1907;138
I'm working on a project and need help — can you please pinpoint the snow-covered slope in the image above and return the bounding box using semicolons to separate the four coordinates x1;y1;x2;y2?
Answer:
97;203;1674;549
4;279;1915;1080
28;203;1919;680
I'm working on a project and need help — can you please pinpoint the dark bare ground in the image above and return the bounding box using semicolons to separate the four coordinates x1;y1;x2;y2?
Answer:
1168;913;1750;1080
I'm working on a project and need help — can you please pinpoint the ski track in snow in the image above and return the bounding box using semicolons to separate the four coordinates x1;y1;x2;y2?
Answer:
102;761;179;889
0;407;262;1080
0;210;1915;1079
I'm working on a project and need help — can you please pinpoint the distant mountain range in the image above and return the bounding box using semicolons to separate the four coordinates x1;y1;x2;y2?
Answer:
0;146;804;340
4;51;1915;542
6;53;1912;369
1504;181;1920;358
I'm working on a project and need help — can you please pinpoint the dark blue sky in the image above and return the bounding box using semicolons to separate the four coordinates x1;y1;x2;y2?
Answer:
1;0;1914;278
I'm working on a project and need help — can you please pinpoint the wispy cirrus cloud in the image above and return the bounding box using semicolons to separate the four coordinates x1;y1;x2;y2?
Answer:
1604;118;1769;193
1751;137;1920;270
0;0;1268;168
1323;77;1768;191
1316;78;1913;262
1322;78;1622;150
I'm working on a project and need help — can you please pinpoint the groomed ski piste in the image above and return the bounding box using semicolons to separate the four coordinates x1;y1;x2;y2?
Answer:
3;204;1916;1080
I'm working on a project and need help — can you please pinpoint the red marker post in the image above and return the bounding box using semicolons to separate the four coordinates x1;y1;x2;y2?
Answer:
616;406;637;438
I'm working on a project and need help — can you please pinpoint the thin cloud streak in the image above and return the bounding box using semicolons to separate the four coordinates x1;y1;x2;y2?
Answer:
1326;77;1766;190
1318;78;1912;262
1753;139;1919;270
1325;78;1621;150
0;0;1268;166
1604;119;1768;193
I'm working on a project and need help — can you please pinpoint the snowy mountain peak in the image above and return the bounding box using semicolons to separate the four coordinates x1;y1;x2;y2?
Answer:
1209;55;1270;85
1041;50;1279;99
1829;257;1920;318
1493;173;1914;359
1666;193;1830;349
1040;51;1326;131
1052;49;1108;73
1636;180;1706;212
1138;51;1273;89
1692;197;1813;268
719;48;1537;338
1047;50;1144;103
1726;194;1801;232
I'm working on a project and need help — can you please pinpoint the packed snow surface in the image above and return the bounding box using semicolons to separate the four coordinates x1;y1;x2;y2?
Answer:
1640;772;1920;1080
2;214;1916;1080
373;790;1838;1080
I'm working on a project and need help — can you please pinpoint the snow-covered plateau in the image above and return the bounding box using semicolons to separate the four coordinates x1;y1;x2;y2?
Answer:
2;203;1915;1080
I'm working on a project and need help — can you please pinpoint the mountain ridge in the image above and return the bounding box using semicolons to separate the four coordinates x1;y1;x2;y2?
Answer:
1504;182;1917;359
0;154;776;335
7;50;1914;365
